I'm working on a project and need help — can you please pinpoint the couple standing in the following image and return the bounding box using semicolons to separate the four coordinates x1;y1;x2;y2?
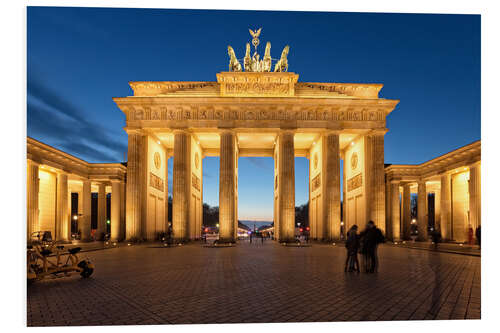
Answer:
344;221;385;273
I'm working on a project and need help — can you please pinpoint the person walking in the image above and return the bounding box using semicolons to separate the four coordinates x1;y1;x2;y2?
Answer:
344;225;360;272
359;221;385;273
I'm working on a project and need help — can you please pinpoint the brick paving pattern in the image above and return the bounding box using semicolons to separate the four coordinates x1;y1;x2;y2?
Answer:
27;241;481;326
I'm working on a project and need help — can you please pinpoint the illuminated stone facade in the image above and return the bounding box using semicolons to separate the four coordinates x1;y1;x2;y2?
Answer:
27;137;126;242
385;140;481;242
113;71;399;242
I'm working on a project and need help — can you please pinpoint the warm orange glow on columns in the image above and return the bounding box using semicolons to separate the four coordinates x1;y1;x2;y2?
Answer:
402;184;411;240
278;130;295;242
469;163;481;232
324;132;341;240
390;181;401;241
97;183;106;239
126;131;144;240
367;132;386;231
110;180;122;241
440;173;452;240
56;173;69;241
27;160;40;240
219;130;236;242
81;180;92;241
417;181;428;241
173;130;189;241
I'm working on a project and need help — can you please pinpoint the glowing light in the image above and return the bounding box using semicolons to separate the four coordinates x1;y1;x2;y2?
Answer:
73;215;78;220
340;222;344;226
197;141;200;145
351;141;354;146
157;141;160;144
313;142;316;145
332;242;336;246
113;242;116;246
216;223;219;228
127;243;131;246
107;220;110;224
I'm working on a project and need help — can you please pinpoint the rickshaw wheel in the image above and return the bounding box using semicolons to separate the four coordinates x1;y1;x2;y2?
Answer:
80;267;93;278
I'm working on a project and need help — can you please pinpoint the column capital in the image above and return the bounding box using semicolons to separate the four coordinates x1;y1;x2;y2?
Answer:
390;180;400;185
367;128;389;136
172;128;190;135
218;128;236;135
324;129;341;136
469;161;481;168
27;159;40;167
124;127;144;135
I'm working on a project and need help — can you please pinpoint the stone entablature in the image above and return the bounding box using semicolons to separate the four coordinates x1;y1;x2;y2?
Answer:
127;72;386;100
27;137;126;182
385;140;481;182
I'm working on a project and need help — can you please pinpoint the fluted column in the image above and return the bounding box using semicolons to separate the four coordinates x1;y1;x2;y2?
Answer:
390;181;401;241
81;180;92;241
402;184;412;240
324;132;341;240
27;161;40;240
434;190;441;231
278;130;295;242
173;130;189;241
120;181;126;240
126;131;144;240
417;181;428;241
440;173;452;240
110;180;122;241
366;132;386;231
164;155;169;232
219;130;236;242
469;163;481;232
97;183;106;240
56;173;69;241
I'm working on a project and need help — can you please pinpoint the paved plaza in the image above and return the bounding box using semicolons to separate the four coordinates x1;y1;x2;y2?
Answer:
27;241;481;326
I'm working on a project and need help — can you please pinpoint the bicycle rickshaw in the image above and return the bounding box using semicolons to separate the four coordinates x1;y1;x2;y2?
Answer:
27;231;94;283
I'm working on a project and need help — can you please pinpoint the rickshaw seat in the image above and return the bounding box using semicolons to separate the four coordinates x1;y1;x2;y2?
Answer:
68;247;81;254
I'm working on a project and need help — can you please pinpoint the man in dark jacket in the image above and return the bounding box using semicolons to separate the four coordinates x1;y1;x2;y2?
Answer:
359;221;385;273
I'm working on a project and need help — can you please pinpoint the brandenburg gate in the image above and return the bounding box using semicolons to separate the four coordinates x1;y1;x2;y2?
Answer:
113;30;399;243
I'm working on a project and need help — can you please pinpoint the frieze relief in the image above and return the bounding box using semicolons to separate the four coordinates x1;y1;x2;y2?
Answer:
149;172;164;192
347;173;363;192
128;106;386;122
311;173;321;192
192;173;201;191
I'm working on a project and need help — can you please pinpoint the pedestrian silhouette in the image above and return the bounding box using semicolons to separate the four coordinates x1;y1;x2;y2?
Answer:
359;221;385;273
344;225;360;272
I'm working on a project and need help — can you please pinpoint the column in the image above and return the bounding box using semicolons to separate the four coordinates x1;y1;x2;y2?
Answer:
111;180;122;241
120;181;126;240
278;130;295;242
390;181;400;241
27;161;40;240
440;173;452;240
324;132;341;240
434;189;441;231
126;131;144;240
81;180;92;241
469;163;481;232
97;183;106;240
56;173;69;241
219;130;236;242
417;181;428;241
164;155;169;232
385;182;392;240
173;130;189;241
402;184;411;240
366;132;386;232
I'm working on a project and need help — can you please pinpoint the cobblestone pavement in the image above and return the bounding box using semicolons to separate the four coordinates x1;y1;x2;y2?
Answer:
27;240;480;326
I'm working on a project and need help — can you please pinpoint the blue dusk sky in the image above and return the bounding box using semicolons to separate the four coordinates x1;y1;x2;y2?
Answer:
27;7;480;221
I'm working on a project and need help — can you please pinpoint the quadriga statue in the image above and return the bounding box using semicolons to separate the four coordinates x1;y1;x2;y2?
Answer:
244;43;252;72
274;45;290;72
227;46;242;72
262;42;272;72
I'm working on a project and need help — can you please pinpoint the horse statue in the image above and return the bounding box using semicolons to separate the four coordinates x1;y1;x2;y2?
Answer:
262;41;272;72
274;45;289;72
227;46;242;72
243;43;252;72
